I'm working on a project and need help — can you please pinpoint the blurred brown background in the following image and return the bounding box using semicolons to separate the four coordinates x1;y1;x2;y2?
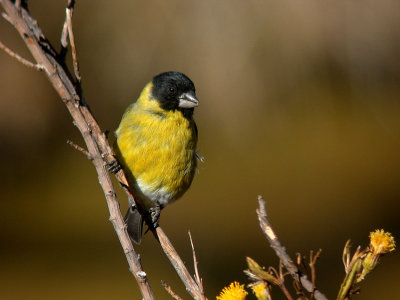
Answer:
1;1;399;299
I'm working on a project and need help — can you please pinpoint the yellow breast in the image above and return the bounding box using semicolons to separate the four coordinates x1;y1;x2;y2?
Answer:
114;83;197;208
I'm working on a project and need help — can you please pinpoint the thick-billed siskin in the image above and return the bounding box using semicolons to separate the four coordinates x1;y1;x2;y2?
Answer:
113;71;199;244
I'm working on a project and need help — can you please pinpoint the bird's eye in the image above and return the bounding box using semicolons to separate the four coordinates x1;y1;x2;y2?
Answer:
169;87;176;93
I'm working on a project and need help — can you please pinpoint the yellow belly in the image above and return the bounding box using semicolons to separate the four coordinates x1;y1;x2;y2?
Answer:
114;103;197;209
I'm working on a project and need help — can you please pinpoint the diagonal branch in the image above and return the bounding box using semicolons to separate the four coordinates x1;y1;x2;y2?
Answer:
0;1;153;298
0;1;206;299
257;195;328;300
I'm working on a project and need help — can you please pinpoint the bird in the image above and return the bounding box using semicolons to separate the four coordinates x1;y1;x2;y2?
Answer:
111;71;200;244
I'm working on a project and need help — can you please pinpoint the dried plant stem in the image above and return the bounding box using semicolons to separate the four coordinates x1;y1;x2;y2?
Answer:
189;231;205;298
337;258;362;300
310;249;322;300
161;281;183;300
281;283;294;300
65;7;80;81
154;227;206;300
272;264;294;300
257;195;328;300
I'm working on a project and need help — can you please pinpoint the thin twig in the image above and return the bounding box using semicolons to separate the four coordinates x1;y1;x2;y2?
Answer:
59;0;80;82
189;231;206;299
66;7;80;81
310;250;316;300
309;249;322;300
161;281;183;300
60;11;69;47
256;195;328;300
279;262;294;300
296;252;310;277
269;265;293;300
293;279;307;300
61;1;75;49
154;227;206;300
0;40;45;71
67;140;91;159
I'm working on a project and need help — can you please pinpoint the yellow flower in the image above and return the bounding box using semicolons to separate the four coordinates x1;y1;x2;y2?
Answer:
369;229;395;254
358;229;396;282
251;283;269;300
216;282;247;300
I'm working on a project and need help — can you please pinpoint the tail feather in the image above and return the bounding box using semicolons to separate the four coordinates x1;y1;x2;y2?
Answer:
124;205;144;244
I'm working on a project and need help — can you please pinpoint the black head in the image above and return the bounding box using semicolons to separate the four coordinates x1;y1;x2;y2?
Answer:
152;72;199;117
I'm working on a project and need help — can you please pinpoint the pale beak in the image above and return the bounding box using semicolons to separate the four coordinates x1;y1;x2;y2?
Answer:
178;92;199;108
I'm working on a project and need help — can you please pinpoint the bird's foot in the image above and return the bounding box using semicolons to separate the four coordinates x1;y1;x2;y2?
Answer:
107;159;122;174
148;204;161;229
